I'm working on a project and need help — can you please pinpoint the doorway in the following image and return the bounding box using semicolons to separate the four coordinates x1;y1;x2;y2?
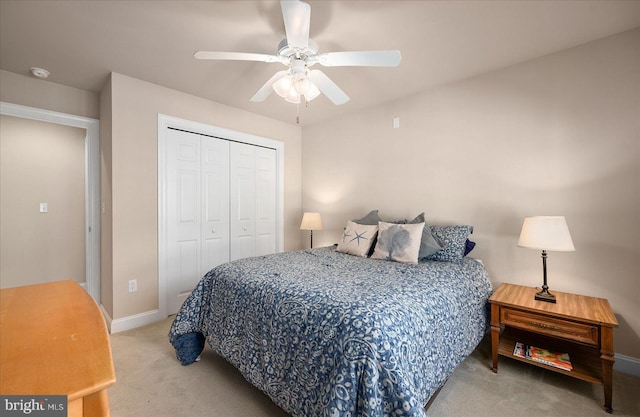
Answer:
0;102;100;301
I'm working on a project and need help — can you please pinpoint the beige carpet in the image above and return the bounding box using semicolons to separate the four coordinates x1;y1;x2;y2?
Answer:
108;317;640;417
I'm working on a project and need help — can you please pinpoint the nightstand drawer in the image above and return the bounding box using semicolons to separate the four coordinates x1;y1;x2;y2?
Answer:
500;308;599;345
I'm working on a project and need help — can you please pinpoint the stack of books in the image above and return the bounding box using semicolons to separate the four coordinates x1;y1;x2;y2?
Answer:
513;341;572;371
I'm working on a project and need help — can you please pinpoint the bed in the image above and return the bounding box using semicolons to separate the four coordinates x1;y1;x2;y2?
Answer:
169;237;493;417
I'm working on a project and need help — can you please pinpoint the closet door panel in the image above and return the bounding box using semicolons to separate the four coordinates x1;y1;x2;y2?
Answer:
255;147;277;256
166;130;202;314
177;240;199;293
201;138;230;275
230;142;256;261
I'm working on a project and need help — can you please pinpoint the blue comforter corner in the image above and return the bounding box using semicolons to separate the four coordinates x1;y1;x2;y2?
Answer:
169;246;493;417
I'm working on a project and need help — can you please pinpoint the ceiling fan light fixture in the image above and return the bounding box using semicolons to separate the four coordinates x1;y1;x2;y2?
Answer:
273;76;293;98
284;91;301;104
293;75;311;95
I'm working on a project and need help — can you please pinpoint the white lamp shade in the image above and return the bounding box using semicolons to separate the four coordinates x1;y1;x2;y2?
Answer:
518;216;575;251
300;212;323;231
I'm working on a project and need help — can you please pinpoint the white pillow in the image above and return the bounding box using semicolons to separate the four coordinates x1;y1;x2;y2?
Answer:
371;221;424;264
336;220;379;257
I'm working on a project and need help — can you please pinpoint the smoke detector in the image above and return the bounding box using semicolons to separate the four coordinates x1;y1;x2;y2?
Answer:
30;67;50;79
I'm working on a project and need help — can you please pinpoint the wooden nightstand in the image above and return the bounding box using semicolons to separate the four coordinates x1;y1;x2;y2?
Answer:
489;283;618;413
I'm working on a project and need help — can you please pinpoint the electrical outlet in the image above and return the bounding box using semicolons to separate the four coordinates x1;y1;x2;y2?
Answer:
128;279;137;293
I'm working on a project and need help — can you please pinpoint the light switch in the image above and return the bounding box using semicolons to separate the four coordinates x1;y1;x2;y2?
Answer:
39;203;48;213
392;117;400;129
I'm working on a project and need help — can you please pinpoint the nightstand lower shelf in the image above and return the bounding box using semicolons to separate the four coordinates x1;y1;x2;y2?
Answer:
498;327;603;385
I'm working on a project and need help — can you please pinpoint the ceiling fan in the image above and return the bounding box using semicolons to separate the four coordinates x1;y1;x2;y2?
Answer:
194;0;401;107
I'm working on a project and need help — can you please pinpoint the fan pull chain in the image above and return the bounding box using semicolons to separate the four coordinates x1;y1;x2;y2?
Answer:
295;99;310;125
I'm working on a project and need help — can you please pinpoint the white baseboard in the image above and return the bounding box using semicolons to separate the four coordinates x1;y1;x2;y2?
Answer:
107;309;166;334
614;353;640;378
99;305;169;334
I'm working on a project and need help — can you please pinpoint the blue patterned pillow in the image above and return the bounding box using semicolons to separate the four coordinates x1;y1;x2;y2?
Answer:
424;225;474;262
371;221;424;264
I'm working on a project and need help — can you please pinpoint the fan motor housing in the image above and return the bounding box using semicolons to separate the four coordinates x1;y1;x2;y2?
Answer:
278;38;319;60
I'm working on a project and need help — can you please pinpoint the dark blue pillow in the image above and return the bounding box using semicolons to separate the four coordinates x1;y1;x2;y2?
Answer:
464;239;476;256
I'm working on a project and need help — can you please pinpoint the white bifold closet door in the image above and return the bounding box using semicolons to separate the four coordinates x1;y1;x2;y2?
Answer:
166;128;276;314
230;140;277;260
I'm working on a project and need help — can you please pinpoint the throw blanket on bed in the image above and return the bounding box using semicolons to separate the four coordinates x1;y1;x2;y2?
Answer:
169;246;492;417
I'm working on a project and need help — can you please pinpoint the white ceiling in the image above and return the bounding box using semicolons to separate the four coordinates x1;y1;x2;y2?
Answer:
1;1;639;126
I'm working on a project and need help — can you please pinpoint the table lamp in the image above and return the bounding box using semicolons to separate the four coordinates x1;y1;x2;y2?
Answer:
518;216;575;303
300;212;322;248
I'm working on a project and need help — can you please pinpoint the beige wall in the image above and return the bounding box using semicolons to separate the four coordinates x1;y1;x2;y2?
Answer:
102;72;302;320
302;28;640;358
0;69;99;119
0;115;86;288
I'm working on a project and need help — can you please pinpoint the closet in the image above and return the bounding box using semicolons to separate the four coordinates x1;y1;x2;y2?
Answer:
165;128;276;314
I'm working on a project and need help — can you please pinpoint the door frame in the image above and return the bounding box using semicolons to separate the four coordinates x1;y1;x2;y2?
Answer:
0;101;101;302
157;114;284;319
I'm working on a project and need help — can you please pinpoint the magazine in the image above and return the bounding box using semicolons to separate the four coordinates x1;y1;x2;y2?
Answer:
513;342;572;371
513;341;527;359
529;345;573;371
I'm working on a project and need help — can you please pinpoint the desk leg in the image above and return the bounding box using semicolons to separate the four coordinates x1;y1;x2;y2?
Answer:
84;390;110;417
600;326;615;413
68;398;82;417
490;303;500;373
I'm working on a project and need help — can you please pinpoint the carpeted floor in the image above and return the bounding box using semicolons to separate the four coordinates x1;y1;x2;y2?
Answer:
108;317;640;417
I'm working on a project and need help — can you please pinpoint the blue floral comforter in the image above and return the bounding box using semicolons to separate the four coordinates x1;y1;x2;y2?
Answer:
169;246;493;417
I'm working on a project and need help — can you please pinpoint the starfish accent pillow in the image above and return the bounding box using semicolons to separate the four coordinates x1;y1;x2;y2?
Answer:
336;220;379;257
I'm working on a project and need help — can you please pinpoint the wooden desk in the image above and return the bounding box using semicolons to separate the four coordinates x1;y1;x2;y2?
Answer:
0;280;116;416
489;283;618;413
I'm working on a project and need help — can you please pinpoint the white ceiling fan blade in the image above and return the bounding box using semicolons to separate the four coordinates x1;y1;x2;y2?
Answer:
318;50;402;67
250;71;289;102
281;0;310;50
308;70;349;105
194;51;283;63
